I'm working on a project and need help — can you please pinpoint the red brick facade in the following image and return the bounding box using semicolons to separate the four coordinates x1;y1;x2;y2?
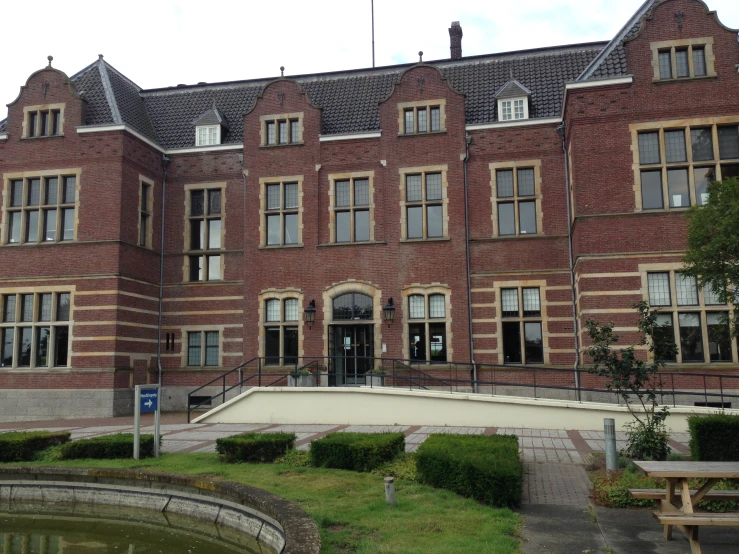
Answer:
1;0;738;419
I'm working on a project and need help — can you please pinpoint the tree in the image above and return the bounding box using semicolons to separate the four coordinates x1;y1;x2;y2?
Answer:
683;176;739;336
586;301;678;460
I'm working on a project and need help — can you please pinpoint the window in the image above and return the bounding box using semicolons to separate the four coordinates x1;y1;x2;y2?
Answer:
500;287;543;364
187;331;220;367
1;291;70;368
4;173;77;244
634;121;739;210
138;180;153;248
261;113;302;146
24;104;64;138
262;179;301;247
330;173;373;243
333;293;373;321
401;104;443;134
186;186;223;282
407;293;448;363
263;297;300;365
195;125;220;146
498;98;528;122
490;161;541;237
400;168;448;241
652;38;713;81
647;271;734;364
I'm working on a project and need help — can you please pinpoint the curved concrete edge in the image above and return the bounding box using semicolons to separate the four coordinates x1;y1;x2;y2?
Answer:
193;386;739;432
0;466;320;554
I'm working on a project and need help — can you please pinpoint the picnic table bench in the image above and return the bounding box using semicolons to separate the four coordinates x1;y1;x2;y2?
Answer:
630;461;739;554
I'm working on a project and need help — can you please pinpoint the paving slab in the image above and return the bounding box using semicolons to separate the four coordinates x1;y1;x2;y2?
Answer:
523;462;591;506
521;504;606;554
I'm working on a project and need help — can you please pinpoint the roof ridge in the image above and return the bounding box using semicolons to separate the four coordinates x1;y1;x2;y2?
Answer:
577;0;656;81
97;56;122;124
140;41;608;95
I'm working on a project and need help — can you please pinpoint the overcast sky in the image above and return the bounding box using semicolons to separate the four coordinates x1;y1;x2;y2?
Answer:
1;0;738;122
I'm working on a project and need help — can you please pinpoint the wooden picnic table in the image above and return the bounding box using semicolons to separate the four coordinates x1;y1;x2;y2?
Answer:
632;461;739;554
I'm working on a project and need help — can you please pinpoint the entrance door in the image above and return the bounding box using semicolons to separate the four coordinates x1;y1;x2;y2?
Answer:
330;325;374;386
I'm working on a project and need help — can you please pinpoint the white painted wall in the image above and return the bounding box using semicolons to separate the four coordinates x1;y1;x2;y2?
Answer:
192;387;739;432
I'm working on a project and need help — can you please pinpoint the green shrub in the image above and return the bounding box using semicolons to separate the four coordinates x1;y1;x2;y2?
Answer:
310;432;405;472
58;433;155;460
416;434;522;508
688;413;739;461
216;432;296;463
0;430;71;462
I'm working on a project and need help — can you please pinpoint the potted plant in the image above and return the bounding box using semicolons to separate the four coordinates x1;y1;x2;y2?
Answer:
288;367;317;387
366;368;386;387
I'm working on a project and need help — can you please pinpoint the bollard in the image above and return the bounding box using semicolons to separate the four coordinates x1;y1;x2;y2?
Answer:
604;418;618;472
384;477;396;506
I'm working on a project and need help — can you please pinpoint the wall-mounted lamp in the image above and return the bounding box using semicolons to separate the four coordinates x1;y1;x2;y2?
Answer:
383;297;395;325
303;299;316;328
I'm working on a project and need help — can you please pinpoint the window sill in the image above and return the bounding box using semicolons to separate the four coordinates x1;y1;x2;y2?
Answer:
652;75;717;84
397;131;446;138
3;240;76;247
20;134;65;140
473;234;554;242
259;243;304;250
317;241;387;248
0;367;108;374
400;237;450;244
260;142;304;149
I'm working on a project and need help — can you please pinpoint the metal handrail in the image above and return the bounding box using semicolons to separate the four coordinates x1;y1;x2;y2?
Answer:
185;355;739;422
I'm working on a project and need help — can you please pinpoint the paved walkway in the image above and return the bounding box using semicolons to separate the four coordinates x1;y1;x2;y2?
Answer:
4;414;738;552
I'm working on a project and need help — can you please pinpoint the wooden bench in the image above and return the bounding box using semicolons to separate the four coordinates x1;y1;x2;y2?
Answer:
654;512;739;527
630;488;739;501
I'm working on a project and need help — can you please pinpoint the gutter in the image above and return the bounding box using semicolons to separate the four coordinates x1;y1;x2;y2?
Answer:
157;155;170;387
557;123;581;401
463;133;477;393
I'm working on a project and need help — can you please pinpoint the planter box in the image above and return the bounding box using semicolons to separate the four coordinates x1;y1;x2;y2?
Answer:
367;374;385;387
288;374;317;387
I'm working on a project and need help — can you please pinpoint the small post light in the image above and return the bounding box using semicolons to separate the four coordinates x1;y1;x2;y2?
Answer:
383;297;395;325
303;299;316;329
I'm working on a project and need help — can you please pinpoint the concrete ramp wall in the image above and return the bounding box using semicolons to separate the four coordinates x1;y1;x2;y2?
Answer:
192;387;739;432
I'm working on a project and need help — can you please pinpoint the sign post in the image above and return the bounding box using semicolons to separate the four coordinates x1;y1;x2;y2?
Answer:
134;384;160;460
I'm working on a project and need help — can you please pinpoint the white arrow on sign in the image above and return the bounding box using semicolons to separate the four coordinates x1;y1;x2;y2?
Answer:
145;399;153;408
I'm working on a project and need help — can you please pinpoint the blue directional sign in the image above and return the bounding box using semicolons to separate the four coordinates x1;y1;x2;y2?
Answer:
140;389;158;413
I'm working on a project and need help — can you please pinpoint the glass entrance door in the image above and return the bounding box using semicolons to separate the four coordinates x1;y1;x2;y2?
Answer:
330;325;373;386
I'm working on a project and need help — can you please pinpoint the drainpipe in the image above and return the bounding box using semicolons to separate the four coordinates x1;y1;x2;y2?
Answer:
556;123;581;401
463;133;477;392
239;153;246;366
157;155;170;388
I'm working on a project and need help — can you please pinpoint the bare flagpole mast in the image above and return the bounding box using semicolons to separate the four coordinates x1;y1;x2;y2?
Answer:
371;0;376;67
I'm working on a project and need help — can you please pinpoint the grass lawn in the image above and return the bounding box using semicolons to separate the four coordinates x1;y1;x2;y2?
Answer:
4;453;521;554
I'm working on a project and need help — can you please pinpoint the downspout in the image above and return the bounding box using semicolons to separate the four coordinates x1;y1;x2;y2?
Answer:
556;123;581;401
239;153;246;366
157;155;170;387
463;133;477;392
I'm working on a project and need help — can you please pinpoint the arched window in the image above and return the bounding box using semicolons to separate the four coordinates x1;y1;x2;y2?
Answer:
407;292;448;362
333;293;373;321
264;297;299;365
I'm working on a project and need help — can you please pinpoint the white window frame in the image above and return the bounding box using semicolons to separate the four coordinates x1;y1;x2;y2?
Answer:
498;98;529;122
195;125;221;147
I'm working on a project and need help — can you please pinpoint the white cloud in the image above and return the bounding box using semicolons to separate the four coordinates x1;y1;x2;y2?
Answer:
1;0;738;121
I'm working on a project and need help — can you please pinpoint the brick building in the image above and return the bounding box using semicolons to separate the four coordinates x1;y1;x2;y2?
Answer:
1;0;738;421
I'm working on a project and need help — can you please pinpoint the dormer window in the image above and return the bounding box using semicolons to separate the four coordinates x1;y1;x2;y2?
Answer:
192;103;228;147
499;99;528;121
196;125;220;146
495;79;531;123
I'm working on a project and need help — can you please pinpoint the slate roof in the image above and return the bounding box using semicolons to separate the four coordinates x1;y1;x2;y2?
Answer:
1;43;608;148
192;104;229;128
494;79;532;99
0;119;6;133
578;0;657;80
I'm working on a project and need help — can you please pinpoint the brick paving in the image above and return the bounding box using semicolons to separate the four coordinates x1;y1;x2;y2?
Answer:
8;413;704;507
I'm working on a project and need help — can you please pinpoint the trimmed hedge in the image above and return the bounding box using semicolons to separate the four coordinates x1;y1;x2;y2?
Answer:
310;432;405;472
0;430;71;462
58;433;156;460
216;432;297;463
688;413;739;461
416;434;523;508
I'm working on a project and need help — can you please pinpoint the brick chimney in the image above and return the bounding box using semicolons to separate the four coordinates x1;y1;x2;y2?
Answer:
449;21;463;60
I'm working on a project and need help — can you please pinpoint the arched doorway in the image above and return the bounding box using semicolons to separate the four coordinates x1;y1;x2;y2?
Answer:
329;292;374;385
